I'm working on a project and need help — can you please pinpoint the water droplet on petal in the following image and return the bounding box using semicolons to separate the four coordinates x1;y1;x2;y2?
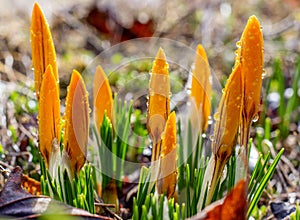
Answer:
208;116;213;125
213;112;220;121
252;114;259;123
262;69;266;79
150;90;155;96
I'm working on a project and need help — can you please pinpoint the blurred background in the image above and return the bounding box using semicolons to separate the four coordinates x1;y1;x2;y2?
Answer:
1;0;300;82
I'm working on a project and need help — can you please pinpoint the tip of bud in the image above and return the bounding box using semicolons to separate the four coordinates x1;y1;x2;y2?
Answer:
156;47;166;61
32;2;42;16
246;15;261;31
196;44;209;64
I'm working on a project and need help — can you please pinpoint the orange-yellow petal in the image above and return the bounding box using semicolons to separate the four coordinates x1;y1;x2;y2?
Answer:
190;44;211;131
64;70;89;173
240;15;264;122
157;111;177;198
38;65;60;166
212;64;243;158
93;65;113;130
147;48;170;161
31;2;58;99
147;48;170;140
206;63;243;205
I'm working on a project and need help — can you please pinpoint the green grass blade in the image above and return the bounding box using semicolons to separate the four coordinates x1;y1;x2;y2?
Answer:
248;153;271;201
247;148;284;218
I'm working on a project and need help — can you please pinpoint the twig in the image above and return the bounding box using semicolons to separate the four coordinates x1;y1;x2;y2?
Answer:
103;207;123;220
0;160;14;170
0;165;10;178
95;203;116;208
0;61;29;83
7;151;31;157
281;154;299;179
95;198;123;220
19;124;35;140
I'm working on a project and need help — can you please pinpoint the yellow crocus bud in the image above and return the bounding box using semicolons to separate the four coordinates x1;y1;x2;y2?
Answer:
31;2;58;100
63;70;89;174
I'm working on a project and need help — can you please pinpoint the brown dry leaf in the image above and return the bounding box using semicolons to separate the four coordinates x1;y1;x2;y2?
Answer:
63;70;89;174
31;2;58;100
93;65;113;131
0;167;110;219
38;65;61;166
190;44;211;131
147;47;170;162
189;180;247;220
157;111;177;198
22;174;41;196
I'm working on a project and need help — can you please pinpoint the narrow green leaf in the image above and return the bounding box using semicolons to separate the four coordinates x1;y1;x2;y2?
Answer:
247;148;284;218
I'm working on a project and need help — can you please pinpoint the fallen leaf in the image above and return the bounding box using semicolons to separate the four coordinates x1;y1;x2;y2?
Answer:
22;174;41;196
0;167;111;219
189;180;247;220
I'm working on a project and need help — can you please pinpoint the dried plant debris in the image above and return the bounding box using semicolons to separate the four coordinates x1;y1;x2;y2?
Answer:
0;167;111;219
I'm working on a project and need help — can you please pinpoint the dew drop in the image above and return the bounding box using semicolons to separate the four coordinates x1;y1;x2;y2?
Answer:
284;88;294;99
209;135;214;141
252;114;259;123
27;100;36;109
236;41;241;48
149;90;155;96
213;112;220;121
262;69;266;79
186;88;191;95
208;116;213;125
